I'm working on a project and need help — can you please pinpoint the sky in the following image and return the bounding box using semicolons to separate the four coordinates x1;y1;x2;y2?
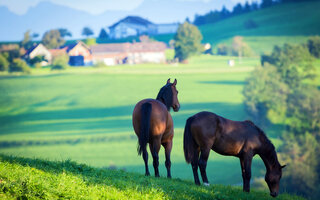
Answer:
0;0;260;15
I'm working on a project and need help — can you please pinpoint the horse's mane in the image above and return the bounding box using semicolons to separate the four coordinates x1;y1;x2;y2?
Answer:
245;120;279;168
156;83;173;111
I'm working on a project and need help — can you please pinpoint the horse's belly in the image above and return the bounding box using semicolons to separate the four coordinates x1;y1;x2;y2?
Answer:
212;139;243;156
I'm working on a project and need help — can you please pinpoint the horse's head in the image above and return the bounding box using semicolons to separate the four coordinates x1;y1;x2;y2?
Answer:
156;79;180;112
265;164;286;197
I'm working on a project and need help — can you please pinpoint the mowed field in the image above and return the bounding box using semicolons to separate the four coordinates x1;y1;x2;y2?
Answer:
0;55;278;188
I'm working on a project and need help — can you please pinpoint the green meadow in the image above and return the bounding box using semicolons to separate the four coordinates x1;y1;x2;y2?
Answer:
0;55;279;189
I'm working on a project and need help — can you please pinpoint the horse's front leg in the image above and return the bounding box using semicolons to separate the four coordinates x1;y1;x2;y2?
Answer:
162;140;173;178
240;153;253;192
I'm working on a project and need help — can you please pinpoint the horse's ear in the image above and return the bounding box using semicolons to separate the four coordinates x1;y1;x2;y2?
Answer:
173;79;177;86
167;78;171;84
281;165;287;169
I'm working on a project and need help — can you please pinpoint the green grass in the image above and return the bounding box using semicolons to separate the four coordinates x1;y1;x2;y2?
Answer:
200;1;320;54
133;2;320;55
0;55;268;187
0;154;304;200
0;55;319;198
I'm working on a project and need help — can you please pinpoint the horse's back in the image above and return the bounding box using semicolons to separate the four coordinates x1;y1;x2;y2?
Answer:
132;99;173;140
189;111;262;156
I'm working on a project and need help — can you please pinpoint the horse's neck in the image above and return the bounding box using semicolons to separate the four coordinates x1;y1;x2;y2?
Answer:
258;143;280;172
156;97;170;111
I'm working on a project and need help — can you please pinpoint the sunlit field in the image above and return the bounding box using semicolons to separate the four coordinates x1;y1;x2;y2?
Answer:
0;55;277;186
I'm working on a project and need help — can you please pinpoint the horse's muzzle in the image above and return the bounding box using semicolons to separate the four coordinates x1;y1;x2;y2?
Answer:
173;105;180;112
270;192;278;198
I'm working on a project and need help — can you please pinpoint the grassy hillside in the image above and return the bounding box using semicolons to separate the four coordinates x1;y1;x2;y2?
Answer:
200;1;320;54
0;154;304;200
0;56;263;187
151;2;320;54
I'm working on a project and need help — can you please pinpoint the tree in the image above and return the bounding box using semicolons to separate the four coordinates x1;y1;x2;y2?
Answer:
243;64;289;126
84;38;96;46
82;27;94;38
307;36;320;58
231;36;253;57
98;28;108;40
42;29;65;49
21;30;33;50
243;43;320;198
174;22;203;62
262;44;315;89
244;1;252;12
9;58;31;74
58;28;72;38
232;3;244;15
0;53;9;71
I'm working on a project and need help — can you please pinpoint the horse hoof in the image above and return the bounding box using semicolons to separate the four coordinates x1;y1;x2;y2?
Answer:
203;183;210;187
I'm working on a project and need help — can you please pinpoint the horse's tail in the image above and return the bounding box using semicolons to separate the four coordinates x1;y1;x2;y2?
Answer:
184;116;197;164
137;102;152;156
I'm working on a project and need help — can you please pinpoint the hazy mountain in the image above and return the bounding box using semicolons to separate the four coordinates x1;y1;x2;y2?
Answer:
0;0;234;41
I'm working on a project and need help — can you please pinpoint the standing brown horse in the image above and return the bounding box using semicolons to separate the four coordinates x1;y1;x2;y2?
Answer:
132;79;180;178
183;111;286;197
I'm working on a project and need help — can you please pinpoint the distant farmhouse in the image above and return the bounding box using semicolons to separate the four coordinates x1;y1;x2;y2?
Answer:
24;43;52;66
24;40;167;66
91;41;166;65
109;16;179;39
60;41;92;66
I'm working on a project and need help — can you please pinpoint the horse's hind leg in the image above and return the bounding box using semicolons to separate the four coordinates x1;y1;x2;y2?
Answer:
142;147;150;176
150;138;161;177
199;148;210;186
191;149;201;185
162;140;173;178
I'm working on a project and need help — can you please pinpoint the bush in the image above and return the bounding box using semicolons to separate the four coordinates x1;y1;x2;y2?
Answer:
9;58;31;74
307;36;320;58
244;19;258;29
51;55;69;70
216;43;230;56
29;55;46;66
93;61;107;68
0;53;9;71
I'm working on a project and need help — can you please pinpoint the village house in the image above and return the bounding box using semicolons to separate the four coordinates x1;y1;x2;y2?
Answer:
61;41;92;66
91;41;166;65
24;43;52;66
109;16;178;39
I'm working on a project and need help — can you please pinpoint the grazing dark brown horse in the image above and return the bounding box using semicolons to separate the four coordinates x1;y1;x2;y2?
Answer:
132;79;180;178
183;111;286;197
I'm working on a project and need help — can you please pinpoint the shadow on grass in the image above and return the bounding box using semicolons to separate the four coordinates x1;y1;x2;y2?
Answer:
0;102;245;135
0;154;237;199
0;102;246;148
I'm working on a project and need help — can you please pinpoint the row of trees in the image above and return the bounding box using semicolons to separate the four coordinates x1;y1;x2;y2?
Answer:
243;36;320;198
21;27;110;50
194;0;320;26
